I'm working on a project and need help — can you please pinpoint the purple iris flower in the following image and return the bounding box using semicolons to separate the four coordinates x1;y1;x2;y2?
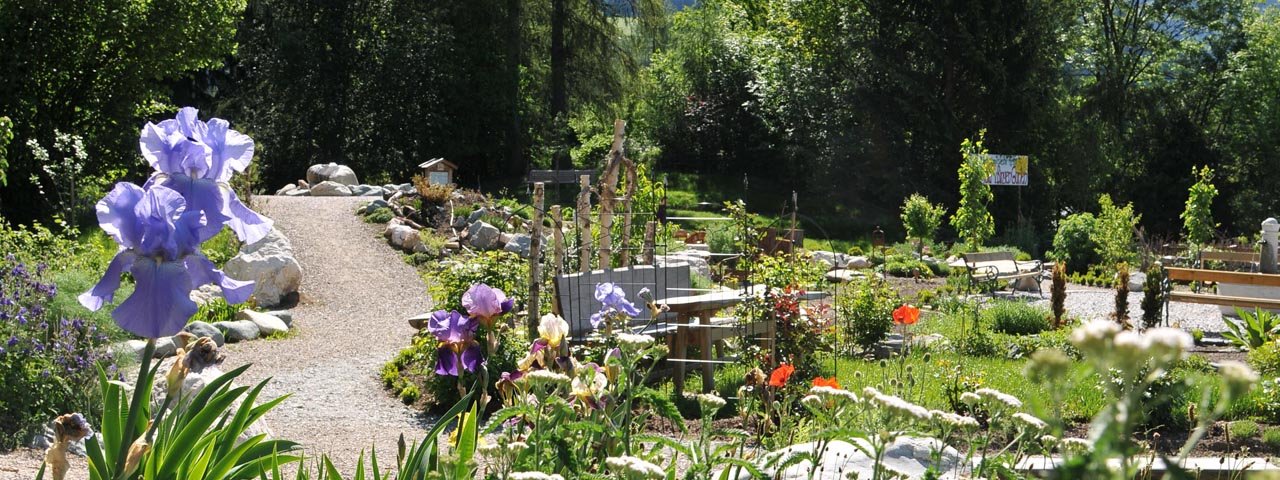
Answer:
589;282;642;328
78;183;254;338
140;107;272;244
461;283;514;328
427;310;483;376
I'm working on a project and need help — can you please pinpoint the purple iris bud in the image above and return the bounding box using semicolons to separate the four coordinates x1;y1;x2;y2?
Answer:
78;183;255;338
461;283;509;320
590;282;642;328
140;107;272;244
426;310;483;376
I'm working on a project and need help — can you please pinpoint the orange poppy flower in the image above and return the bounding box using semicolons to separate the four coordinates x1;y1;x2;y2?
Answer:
812;376;841;389
768;364;795;388
893;304;920;326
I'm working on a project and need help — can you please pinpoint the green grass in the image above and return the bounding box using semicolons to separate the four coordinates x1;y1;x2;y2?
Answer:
1230;420;1261;439
1263;427;1280;448
832;351;1106;422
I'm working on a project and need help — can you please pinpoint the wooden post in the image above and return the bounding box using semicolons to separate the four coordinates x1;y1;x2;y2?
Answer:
789;191;799;252
577;174;593;273
550;204;565;276
597;120;627;270
643;221;656;265
619;160;637;267
528;182;545;337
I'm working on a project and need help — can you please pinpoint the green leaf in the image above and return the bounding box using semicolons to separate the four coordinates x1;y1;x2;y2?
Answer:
453;401;479;478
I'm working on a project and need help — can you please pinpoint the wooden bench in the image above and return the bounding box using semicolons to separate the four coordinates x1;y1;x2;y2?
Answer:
1198;250;1260;272
1163;267;1280;310
527;169;597;185
961;252;1046;296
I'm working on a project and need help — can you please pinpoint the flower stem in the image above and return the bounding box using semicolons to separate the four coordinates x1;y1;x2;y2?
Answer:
115;338;155;476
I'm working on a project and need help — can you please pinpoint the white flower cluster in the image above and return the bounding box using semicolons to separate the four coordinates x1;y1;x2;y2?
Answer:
863;387;931;421
616;332;656;349
1070;321;1194;371
973;388;1023;409
509;472;566;480
1012;412;1048;432
1059;437;1092;452
605;455;666;479
809;385;861;405
930;410;980;430
1219;360;1260;398
522;369;572;387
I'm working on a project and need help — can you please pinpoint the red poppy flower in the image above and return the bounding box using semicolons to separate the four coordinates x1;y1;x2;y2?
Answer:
768;364;795;388
812;376;841;389
893;304;920;326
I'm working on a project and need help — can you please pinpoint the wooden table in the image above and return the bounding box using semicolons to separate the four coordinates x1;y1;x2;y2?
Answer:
661;286;827;394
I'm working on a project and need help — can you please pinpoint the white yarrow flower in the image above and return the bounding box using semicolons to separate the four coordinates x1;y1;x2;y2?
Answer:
510;472;565;480
974;388;1023;409
1012;412;1049;431
931;410;980;429
1145;327;1193;363
959;392;981;405
870;392;932;421
523;369;572;386
606;455;665;479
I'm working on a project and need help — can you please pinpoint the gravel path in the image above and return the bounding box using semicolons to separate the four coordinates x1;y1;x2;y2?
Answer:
220;195;436;472
1025;283;1229;332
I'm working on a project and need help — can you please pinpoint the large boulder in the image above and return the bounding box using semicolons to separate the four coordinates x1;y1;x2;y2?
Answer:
655;253;711;279
214;320;261;342
306;163;359;186
385;224;423;252
224;228;303;307
502;234;535;258
740;437;962;480
349;184;385;197
184;321;225;346
236;310;289;336
467;221;501;250
275;184;297;195
310;181;353;197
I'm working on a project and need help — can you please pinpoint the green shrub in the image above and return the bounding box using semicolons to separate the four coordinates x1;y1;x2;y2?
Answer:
956;331;1001;357
1140;265;1166;329
364;207;395;223
412;174;455;204
1051;263;1067;328
847;245;866;257
193;297;241;324
200;227;242;267
1050;212;1099;273
884;256;934;278
1231;420;1261;438
398;384;421;405
1191;329;1205;344
984;300;1051;335
901;193;946;257
1264;428;1280;448
838;279;899;351
706;222;736;254
1094;194;1140;266
1181;166;1218;248
426;251;529;313
1248;340;1280;376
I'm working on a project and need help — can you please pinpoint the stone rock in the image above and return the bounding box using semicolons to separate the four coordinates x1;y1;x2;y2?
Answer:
397;183;414;194
153;336;177;358
283;188;310;197
350;184;385;197
184;321;225;346
810;250;856;270
265;310;294;328
237;310;289;336
503;234;533;258
367;199;390;211
224;228;303;307
382;184;397;195
1012;276;1041;292
1129;271;1146;292
467;221;501;250
407;312;432;330
306;162;359;186
297;179;310;189
498;232;515;246
310;181;353;197
215;320;261;342
741;437;962;480
451;215;468;230
189;283;223;306
275;184;297;195
385;224;423;252
28;420;94;457
655;253;711;279
467;207;488;224
847;255;872;269
825;269;864;283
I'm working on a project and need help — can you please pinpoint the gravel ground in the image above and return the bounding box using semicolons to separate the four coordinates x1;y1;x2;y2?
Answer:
0;195;435;479
1024;282;1230;332
221;195;436;473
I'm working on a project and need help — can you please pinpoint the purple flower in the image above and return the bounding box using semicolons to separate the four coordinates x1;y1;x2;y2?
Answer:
427;310;482;376
140;107;272;243
461;283;513;328
590;282;641;328
78;183;254;338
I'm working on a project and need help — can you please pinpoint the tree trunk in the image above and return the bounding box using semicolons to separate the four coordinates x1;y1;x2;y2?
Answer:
550;0;568;120
506;0;524;174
